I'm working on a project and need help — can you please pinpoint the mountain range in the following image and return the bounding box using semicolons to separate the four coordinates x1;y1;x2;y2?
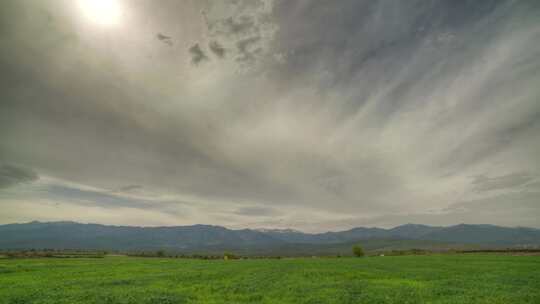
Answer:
1;221;539;256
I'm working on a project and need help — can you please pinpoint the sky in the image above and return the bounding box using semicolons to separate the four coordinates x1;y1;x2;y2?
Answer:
0;0;539;232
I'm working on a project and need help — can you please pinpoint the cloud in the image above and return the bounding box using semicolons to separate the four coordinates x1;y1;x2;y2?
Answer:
0;164;38;189
236;36;262;63
45;184;145;209
156;33;173;46
234;206;280;217
209;41;226;58
117;185;144;193
188;43;208;64
472;172;534;192
219;16;256;35
0;176;191;220
200;0;278;68
1;0;540;230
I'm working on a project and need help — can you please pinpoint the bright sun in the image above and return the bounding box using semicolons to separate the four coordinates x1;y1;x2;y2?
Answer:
78;0;122;26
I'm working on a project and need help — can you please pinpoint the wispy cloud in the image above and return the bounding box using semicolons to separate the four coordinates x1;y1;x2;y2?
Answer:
0;164;38;189
0;0;539;231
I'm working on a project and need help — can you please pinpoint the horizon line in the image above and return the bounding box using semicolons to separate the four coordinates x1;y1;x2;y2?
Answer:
1;220;538;234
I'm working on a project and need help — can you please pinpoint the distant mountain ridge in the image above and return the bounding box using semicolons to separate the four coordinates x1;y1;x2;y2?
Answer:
258;223;540;246
1;221;539;255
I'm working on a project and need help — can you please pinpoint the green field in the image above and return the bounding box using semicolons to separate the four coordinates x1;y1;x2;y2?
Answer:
1;255;539;303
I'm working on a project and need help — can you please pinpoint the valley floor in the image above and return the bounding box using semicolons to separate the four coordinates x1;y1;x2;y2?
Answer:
0;254;539;303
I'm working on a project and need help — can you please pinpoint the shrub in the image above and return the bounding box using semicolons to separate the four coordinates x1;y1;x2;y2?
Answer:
352;245;365;257
223;252;238;260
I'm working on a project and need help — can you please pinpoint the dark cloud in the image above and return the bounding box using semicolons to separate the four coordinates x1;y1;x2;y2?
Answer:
236;36;262;62
188;43;208;64
204;7;259;37
201;0;276;69
117;185;143;192
0;164;38;189
46;184;140;208
43;184;186;217
221;16;255;35
209;41;226;58
156;33;173;46
234;206;280;217
524;181;540;190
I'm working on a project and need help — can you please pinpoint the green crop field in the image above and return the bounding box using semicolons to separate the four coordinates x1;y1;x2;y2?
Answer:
0;254;539;304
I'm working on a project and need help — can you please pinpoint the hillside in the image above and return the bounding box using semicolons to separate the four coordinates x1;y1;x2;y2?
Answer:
1;221;539;255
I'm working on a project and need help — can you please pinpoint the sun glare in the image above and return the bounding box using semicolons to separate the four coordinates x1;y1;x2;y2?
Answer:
78;0;122;26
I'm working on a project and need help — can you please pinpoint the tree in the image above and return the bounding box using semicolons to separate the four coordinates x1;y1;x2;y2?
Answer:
352;245;365;257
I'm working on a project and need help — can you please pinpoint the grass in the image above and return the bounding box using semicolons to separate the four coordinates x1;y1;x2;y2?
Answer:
0;254;539;303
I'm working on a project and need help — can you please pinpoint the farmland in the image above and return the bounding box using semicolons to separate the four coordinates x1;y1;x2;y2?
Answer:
1;254;539;303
